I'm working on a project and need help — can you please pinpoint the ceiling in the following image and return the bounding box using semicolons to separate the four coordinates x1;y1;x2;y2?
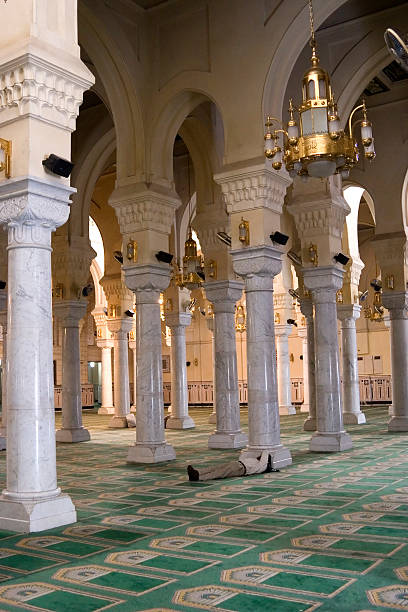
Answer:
130;0;169;9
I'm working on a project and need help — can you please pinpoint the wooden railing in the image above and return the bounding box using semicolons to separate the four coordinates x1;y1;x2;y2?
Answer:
54;384;94;409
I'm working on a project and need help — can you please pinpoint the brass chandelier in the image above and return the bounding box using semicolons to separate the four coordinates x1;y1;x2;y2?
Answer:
264;0;375;180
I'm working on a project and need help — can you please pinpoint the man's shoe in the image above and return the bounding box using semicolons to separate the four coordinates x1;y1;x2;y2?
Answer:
187;465;199;481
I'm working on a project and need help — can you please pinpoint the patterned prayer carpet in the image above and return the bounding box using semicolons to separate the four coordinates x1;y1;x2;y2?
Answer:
0;406;406;610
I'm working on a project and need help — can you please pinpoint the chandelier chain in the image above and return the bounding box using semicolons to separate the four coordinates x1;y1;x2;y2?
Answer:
308;0;315;46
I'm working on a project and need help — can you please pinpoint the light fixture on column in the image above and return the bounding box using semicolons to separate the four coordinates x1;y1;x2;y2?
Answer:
238;218;250;245
235;304;246;333
156;251;173;264
0;138;11;179
333;253;350;265
270;231;289;246
216;232;232;247
264;0;376;179
287;250;302;266
182;228;204;289
42;154;74;178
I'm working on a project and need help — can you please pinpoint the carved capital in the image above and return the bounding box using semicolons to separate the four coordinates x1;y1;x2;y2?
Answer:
203;280;243;313
106;317;134;335
214;162;291;215
52;236;96;299
0;177;73;242
165;312;192;329
382;291;408;320
0;53;94;131
231;245;283;290
109;183;180;236
100;274;133;306
303;266;344;303
337;304;361;324
53;300;87;327
123;263;171;304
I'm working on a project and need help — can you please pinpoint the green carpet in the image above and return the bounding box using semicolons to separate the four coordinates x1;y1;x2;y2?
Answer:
0;406;406;610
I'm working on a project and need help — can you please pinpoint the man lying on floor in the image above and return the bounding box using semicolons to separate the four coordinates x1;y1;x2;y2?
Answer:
187;450;279;481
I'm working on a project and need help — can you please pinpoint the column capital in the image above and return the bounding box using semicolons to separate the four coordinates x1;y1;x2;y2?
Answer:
299;297;313;319
109;182;180;237
97;339;114;350
106;317;134;335
0;53;93;132
337;304;361;323
165;312;192;329
303;266;344;302
123;263;170;303
0;177;73;235
274;323;292;337
214;161;291;216
231;245;282;290
100;274;133;313
203;280;243;312
382;291;408;320
52;235;96;300
372;232;408;291
53;300;87;326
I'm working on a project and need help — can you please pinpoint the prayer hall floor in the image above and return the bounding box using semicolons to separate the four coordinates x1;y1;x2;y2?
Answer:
0;406;405;610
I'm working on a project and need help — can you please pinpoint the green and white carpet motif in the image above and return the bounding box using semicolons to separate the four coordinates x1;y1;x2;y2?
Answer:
0;406;406;610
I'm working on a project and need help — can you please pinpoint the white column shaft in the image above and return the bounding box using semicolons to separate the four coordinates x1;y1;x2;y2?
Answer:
275;327;295;415
170;327;188;417
132;347;137;407
301;336;309;412
389;315;408;425
113;331;130;418
101;347;113;411
62;323;83;429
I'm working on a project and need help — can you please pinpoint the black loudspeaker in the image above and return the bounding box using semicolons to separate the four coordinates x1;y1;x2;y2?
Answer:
0;281;6;290
333;253;349;265
155;251;173;264
42;154;74;178
125;309;135;317
270;231;289;245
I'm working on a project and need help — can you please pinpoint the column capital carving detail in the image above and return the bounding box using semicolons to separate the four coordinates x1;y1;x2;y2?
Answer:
382;291;408;320
214;162;291;215
0;53;94;131
231;245;283;290
203;280;243;311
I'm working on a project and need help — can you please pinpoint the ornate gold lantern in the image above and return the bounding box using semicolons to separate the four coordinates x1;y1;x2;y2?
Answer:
264;0;375;180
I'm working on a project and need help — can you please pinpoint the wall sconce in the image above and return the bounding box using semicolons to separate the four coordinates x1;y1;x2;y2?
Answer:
97;328;102;338
309;243;318;267
386;274;395;290
129;330;135;341
53;283;64;299
207;259;217;279
126;240;138;263
289;353;295;362
238;218;250;246
108;304;120;318
336;289;343;303
165;298;173;312
194;358;199;366
0;138;11;179
274;312;281;324
235;304;246;332
207;304;214;316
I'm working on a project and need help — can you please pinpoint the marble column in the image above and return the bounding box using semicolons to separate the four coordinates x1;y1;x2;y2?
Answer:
382;292;408;431
303;266;352;452
231;246;292;468
337;304;366;425
204;281;247;449
206;316;217;424
54;301;91;443
299;298;316;431
98;342;114;415
129;331;137;412
165;312;195;429
107;318;135;428
125;264;176;463
0;178;77;532
275;324;296;415
0;301;7;449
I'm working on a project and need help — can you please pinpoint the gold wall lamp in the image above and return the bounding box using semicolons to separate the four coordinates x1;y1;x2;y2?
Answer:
238;218;250;246
309;243;318;267
0;138;11;179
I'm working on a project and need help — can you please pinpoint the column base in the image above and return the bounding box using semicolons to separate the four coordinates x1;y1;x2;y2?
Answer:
279;405;296;416
208;411;216;424
127;442;176;464
388;405;394;416
343;411;366;425
98;406;115;415
109;414;136;428
388;416;408;432
208;431;248;449
303;417;316;431
309;431;353;453
239;445;292;469
166;416;195;430
300;404;310;413
0;494;76;533
56;428;90;443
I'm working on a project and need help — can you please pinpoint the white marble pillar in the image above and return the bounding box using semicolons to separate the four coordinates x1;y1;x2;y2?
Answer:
382;292;408;431
337;304;366;425
206;316;217;424
299;298;316;431
125;264;176;463
99;342;114;415
298;329;309;413
303;266;352;452
231;246;292;468
0;178;77;532
107;318;135;428
0;303;7;449
275;324;296;415
129;333;137;412
54;301;91;443
204;281;247;449
165;312;195;429
383;315;394;416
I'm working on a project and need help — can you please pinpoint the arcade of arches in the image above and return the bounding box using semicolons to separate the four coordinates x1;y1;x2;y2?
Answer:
0;0;407;609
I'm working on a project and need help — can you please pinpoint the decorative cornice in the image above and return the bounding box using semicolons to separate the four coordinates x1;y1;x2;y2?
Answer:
214;163;291;215
382;291;408;319
288;196;349;238
0;53;94;131
109;183;180;236
231;245;283;289
100;274;133;304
